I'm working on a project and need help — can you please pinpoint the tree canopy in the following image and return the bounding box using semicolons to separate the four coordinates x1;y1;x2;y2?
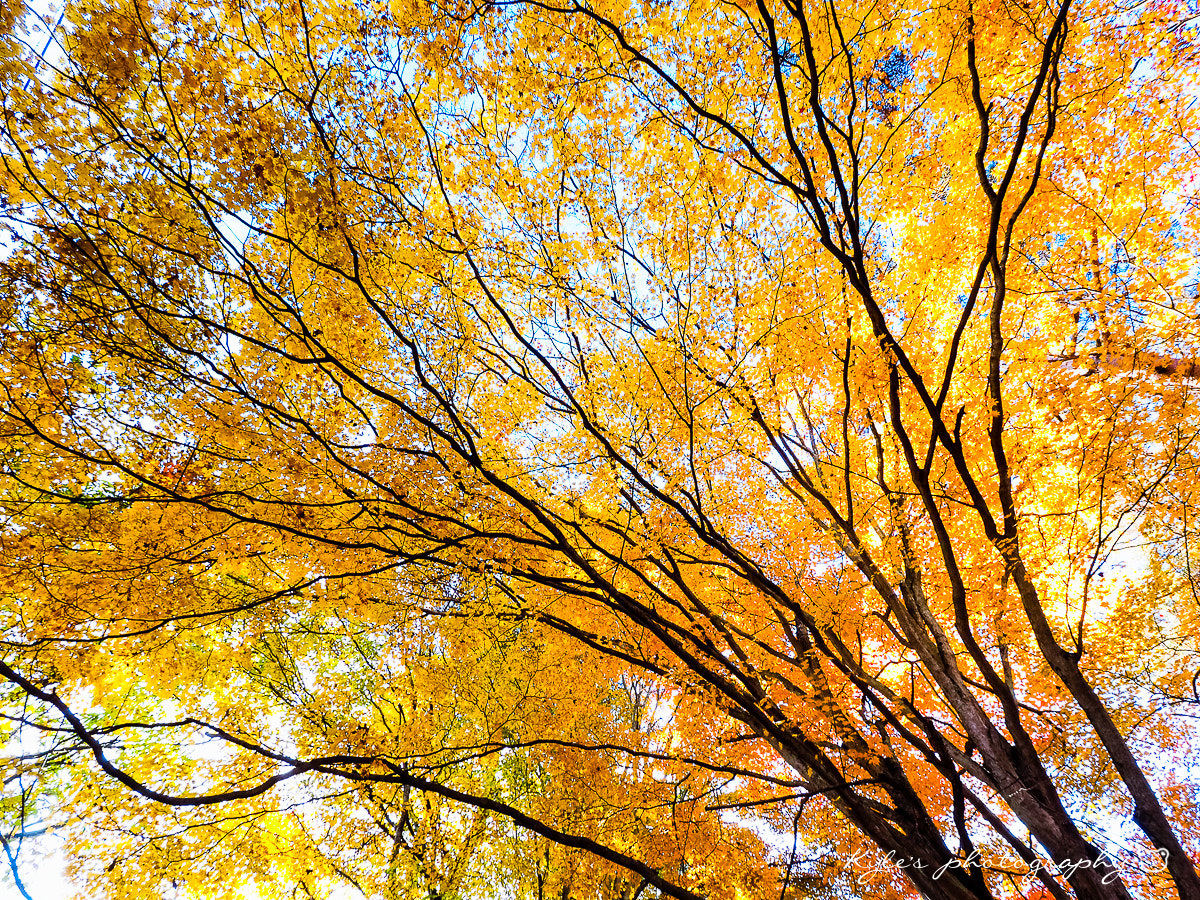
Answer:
1;0;1199;897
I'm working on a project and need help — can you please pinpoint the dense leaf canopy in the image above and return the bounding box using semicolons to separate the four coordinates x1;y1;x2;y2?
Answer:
1;0;1199;898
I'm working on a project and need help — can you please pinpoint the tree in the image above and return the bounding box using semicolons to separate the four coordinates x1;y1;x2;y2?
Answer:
0;0;1198;896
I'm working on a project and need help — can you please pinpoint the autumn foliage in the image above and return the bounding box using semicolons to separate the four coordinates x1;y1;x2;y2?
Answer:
1;0;1199;898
